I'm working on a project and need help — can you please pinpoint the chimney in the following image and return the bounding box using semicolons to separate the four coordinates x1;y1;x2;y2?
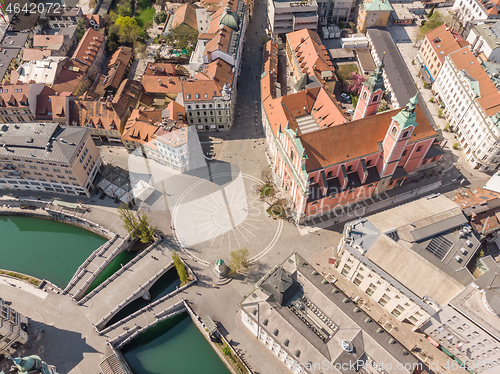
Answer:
207;50;213;63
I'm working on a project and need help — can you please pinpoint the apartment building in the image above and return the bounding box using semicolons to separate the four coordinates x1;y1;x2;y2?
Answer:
0;298;29;357
72;28;106;77
336;195;480;331
421;256;500;374
435;46;500;171
14;56;68;86
45;7;83;28
317;0;354;25
418;24;469;82
179;58;234;131
357;0;393;33
241;253;427;374
267;0;318;37
0;83;45;123
452;0;500;24
0;123;101;196
466;20;500;63
285;29;337;92
32;34;73;56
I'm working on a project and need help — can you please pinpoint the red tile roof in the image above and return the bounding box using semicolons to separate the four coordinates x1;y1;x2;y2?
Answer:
300;105;437;171
447;46;500;116
182;80;220;101
52;60;88;95
22;48;54;62
142;75;183;94
72;28;105;67
36;94;68;122
33;34;65;49
172;3;199;30
0;83;31;108
78;100;126;132
122;108;164;144
425;24;469;65
195;58;233;91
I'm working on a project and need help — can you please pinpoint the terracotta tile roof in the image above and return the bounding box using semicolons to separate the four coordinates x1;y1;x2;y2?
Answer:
0;83;31;108
144;62;177;76
164;100;185;121
261;41;279;101
72;28;105;67
52;60;88;95
451;187;500;209
105;62;128;91
172;4;199;30
300;105;437;171
22;48;54;62
182;79;220;101
204;26;233;55
108;46;132;67
36;93;68;121
33;35;65;49
286;29;336;81
78;100;126;132
425;24;469;65
142;75;183;94
195;58;233;91
447;46;500;116
122;108;164;144
113;79;143;111
199;33;215;40
207;0;237;34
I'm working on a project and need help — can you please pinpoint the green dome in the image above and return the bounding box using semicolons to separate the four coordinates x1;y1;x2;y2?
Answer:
220;6;239;32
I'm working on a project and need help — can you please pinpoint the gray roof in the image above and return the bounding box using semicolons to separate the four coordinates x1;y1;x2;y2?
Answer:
261;267;299;306
241;253;424;374
0;123;88;164
476;257;500;316
0;48;20;78
343;195;479;306
1;32;30;49
366;29;436;128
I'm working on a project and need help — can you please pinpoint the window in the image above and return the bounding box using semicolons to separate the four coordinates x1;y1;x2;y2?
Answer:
372;95;379;103
378;293;391;306
391;127;397;135
363;91;367;100
408;315;418;324
346;165;352;172
341;264;351;277
196;94;200;99
353;273;364;286
186;94;191;100
402;130;409;138
416;146;422;152
366;283;377;296
402;150;408;156
391;305;405;317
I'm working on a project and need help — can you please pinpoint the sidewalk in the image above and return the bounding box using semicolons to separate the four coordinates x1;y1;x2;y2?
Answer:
309;249;469;374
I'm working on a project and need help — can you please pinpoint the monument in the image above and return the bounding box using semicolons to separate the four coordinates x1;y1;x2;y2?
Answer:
1;355;58;374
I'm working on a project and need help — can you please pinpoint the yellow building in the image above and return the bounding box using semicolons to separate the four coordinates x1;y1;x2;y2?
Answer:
357;0;393;33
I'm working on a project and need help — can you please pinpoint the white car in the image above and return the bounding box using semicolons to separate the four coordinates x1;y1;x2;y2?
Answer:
346;109;355;115
340;93;350;99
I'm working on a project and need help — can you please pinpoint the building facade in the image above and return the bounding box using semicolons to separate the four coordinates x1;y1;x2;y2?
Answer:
0;83;45;123
435;46;500;171
0;123;101;196
466;20;500;63
336;195;480;332
241;253;427;374
0;298;29;357
267;0;318;37
418;24;468;83
451;0;500;24
356;0;393;33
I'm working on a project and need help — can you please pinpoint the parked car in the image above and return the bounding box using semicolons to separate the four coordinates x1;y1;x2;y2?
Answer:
346;109;355;115
340;93;350;100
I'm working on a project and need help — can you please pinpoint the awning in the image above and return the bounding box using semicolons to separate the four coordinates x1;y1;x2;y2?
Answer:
202;316;217;335
421;66;433;84
441;346;454;357
52;200;80;209
132;180;155;201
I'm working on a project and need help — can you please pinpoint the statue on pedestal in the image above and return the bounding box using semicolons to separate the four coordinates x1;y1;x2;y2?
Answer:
214;259;228;276
1;355;58;374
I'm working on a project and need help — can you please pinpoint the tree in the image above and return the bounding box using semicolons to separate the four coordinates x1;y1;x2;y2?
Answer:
418;12;447;39
76;18;86;41
154;12;168;25
377;99;389;113
427;5;435;17
172;250;189;284
165;24;198;50
229;248;249;276
346;72;365;94
118;203;139;237
107;24;120;53
136;212;157;244
117;5;132;17
115;16;140;44
118;204;157;243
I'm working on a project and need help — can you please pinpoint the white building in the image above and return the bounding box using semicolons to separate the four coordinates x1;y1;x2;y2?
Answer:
336;195;480;331
452;0;500;24
0;298;29;356
421;256;500;374
435;45;500;171
15;56;68;86
466;20;500;63
267;0;318;37
241;253;427;374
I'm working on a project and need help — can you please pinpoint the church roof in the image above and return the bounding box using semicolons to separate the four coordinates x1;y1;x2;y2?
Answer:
363;0;393;12
220;6;239;31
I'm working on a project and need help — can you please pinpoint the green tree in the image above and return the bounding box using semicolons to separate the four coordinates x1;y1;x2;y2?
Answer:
136;212;157;244
172;250;189;284
115;16;140;44
154;12;168;25
118;204;157;243
107;24;120;52
118;203;139;237
76;18;86;41
229;248;249;276
427;5;435;17
165;24;198;50
419;12;447;39
377;99;389;113
117;5;132;17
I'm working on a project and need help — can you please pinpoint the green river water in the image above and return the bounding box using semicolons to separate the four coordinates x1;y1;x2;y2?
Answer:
1;216;231;374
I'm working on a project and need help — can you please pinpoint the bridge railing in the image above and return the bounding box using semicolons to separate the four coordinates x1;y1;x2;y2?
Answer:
77;236;162;306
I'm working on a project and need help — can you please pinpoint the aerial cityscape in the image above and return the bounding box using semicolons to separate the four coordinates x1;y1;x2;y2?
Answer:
1;0;500;373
